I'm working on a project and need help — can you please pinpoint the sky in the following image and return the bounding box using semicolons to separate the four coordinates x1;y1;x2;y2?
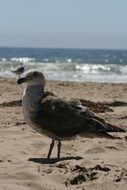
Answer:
0;0;127;49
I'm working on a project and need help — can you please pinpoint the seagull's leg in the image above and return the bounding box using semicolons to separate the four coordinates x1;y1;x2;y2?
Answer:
57;140;61;159
47;139;54;159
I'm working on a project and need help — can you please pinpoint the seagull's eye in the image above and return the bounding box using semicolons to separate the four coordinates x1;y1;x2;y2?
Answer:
33;72;37;77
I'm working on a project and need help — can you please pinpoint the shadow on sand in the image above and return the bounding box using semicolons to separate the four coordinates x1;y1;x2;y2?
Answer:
28;156;83;164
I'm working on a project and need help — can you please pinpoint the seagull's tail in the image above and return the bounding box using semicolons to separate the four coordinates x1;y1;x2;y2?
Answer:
88;118;126;133
105;123;126;132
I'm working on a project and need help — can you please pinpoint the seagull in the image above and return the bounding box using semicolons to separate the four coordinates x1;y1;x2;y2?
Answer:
17;70;125;159
11;63;25;79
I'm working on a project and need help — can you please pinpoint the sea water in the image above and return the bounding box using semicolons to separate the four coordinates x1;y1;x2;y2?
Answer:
0;47;127;83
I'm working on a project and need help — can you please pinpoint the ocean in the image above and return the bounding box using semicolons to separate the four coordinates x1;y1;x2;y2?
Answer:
0;47;127;83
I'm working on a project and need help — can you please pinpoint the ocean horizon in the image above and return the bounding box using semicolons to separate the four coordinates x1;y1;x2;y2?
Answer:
0;47;127;83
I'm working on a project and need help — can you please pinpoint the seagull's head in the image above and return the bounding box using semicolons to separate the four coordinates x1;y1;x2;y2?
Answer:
17;70;45;87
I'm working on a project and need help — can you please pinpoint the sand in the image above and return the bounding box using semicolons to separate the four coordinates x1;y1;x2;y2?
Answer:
0;77;127;190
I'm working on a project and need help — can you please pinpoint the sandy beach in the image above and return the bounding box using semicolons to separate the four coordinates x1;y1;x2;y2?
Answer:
0;77;127;190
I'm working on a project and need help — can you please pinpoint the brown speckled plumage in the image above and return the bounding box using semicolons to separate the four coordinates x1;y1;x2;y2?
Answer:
17;70;125;159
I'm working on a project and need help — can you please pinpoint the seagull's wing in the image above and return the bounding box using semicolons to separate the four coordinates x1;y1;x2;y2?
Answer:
35;96;125;138
11;66;24;73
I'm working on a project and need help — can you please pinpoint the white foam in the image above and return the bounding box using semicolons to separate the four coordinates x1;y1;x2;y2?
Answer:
10;57;35;63
1;61;127;83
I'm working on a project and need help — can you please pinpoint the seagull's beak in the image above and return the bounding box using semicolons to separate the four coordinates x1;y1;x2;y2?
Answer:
17;77;27;84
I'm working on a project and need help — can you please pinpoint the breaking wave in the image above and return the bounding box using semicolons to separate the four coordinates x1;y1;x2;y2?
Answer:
0;48;127;83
